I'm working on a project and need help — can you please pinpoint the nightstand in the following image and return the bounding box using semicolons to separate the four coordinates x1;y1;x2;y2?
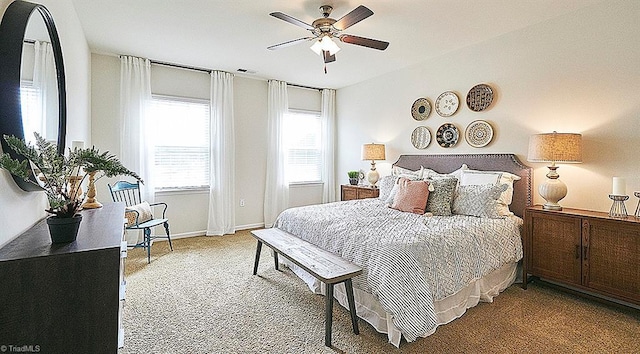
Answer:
341;185;379;201
523;205;639;306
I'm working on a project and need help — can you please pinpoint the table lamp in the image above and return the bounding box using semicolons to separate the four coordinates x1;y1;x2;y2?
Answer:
361;143;385;187
527;131;582;210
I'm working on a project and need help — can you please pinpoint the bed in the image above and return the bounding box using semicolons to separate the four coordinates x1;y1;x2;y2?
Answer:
272;153;532;346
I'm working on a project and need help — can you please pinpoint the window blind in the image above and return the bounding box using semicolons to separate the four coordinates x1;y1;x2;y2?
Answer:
149;96;210;189
284;110;322;183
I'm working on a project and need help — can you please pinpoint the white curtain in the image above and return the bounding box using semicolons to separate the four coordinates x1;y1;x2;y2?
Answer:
263;80;289;228
206;71;235;236
119;56;154;202
32;41;57;142
321;89;336;203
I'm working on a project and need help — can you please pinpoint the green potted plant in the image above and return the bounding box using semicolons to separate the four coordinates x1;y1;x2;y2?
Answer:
0;133;142;243
347;171;359;185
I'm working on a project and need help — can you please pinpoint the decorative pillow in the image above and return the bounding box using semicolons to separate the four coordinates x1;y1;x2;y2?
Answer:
390;177;431;214
459;169;521;215
452;184;508;218
124;201;153;227
377;175;397;201
424;177;458;216
382;172;425;205
422;164;468;180
384;183;400;206
392;166;424;179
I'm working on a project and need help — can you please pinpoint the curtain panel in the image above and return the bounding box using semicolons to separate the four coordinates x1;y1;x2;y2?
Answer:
321;89;336;203
263;80;289;228
32;41;57;142
206;71;236;236
119;56;154;202
119;56;153;245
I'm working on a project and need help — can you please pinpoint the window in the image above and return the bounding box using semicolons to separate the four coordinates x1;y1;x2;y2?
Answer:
149;96;210;189
283;110;322;183
20;81;41;145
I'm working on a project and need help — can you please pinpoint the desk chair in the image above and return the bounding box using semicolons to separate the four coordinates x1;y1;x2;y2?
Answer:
108;181;173;263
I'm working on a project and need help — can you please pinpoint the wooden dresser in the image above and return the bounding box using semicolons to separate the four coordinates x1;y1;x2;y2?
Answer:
524;205;639;306
341;184;379;201
0;203;127;353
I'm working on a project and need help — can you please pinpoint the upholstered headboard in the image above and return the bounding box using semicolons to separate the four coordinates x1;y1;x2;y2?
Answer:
393;154;532;218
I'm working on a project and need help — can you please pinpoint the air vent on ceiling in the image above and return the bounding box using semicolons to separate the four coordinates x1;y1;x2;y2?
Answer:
237;68;257;74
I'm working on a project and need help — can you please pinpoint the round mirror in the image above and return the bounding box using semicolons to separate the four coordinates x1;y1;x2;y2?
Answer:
0;1;67;191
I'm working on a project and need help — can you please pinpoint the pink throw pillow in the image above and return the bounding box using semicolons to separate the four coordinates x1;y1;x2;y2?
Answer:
390;177;431;214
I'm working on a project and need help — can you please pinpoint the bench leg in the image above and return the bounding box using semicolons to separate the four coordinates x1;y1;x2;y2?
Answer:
273;251;279;271
345;279;359;335
253;241;262;275
324;283;334;347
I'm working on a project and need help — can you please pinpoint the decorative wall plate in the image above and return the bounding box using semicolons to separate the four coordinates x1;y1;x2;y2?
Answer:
466;84;494;111
435;91;459;117
465;120;494;148
411;98;431;121
411;126;431;149
436;123;459;148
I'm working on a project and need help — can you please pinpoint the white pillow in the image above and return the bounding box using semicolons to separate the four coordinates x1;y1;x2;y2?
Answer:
124;201;153;227
459;169;521;216
422;164;468;180
392;166;424;179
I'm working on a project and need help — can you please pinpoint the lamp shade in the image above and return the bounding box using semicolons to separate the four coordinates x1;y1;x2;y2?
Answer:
310;36;341;56
362;143;386;161
527;132;582;163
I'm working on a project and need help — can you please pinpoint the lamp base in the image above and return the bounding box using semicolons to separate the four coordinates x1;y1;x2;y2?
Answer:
367;169;380;187
539;174;567;211
542;203;563;211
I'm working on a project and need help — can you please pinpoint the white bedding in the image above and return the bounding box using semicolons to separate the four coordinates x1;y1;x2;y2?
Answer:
273;198;523;345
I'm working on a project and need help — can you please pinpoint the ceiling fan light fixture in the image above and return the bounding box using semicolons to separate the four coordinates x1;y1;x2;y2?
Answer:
310;39;323;55
310;36;340;56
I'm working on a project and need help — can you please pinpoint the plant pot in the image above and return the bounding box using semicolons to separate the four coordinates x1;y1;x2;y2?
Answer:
349;178;359;185
47;215;82;243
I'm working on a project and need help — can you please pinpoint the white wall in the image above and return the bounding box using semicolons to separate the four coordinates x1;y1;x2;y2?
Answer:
90;54;323;236
0;0;91;246
336;0;640;213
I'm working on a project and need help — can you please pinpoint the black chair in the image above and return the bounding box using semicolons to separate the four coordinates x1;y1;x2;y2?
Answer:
108;181;173;263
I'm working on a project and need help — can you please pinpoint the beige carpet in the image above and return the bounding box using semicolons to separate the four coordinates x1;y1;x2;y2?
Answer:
120;230;639;353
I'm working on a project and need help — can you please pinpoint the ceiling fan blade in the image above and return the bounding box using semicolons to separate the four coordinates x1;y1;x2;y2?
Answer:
267;37;314;50
323;51;336;63
269;12;314;30
339;34;389;50
333;5;373;31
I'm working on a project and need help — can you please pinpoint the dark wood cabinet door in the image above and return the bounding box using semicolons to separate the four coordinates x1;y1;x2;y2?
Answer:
584;219;640;303
529;211;582;286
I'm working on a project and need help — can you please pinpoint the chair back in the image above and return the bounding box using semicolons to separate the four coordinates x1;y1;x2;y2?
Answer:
108;180;143;207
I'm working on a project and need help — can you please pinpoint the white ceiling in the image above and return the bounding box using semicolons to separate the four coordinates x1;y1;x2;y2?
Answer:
70;0;604;89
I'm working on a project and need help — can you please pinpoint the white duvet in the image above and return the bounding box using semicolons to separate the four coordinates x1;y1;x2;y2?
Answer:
274;198;523;342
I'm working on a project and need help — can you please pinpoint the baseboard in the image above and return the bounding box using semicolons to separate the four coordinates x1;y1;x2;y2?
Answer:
150;223;264;242
164;231;206;240
235;223;264;231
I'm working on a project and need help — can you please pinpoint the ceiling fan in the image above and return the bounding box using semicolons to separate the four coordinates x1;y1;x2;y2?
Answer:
268;4;389;72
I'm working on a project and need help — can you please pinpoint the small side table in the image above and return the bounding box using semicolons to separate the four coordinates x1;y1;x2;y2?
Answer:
341;185;379;201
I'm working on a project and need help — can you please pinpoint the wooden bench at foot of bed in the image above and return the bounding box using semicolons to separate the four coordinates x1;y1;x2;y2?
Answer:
251;228;363;347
